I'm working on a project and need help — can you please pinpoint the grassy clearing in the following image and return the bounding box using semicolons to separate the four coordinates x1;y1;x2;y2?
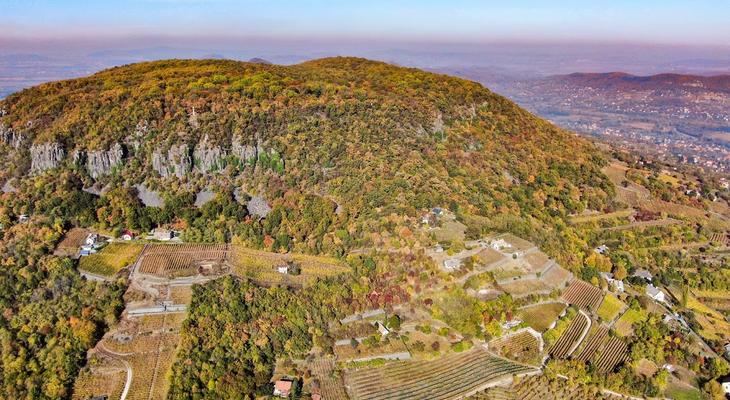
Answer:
78;243;144;277
614;308;647;337
664;384;701;400
518;302;566;332
597;294;625;322
569;210;633;224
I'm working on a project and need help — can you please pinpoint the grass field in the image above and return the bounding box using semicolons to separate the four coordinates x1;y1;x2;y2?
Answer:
597;294;625;322
614;308;647;337
569;210;633;224
78;243;144;277
664;384;701;400
518;302;566;332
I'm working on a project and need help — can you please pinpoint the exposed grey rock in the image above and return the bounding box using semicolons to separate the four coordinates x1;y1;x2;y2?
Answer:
71;149;86;167
152;143;192;178
2;180;17;193
194;189;215;207
126;120;149;153
233;188;246;204
134;184;164;208
188;108;199;129
193;135;227;172
30;142;65;173
432;113;444;133
0;123;24;149
247;195;271;219
231;136;258;164
86;143;124;179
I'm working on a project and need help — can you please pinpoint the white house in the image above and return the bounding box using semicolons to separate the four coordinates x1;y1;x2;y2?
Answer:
633;269;653;282
600;272;624;293
721;375;730;395
443;258;461;271
490;239;510;251
375;321;391;337
595;244;609;254
646;284;666;302
277;265;289;274
724;342;730;356
273;380;293;398
433;244;444;253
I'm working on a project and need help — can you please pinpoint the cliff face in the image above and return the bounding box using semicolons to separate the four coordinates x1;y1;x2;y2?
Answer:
86;143;124;179
193;136;227;173
0;123;23;149
152;144;192;178
30;143;65;173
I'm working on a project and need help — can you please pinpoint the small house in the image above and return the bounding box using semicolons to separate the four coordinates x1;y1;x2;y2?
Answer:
501;319;522;330
433;244;444;253
18;214;29;223
594;245;609;255
85;233;98;246
273;380;293;398
443;258;461;272
121;230;134;241
490;239;510;251
600;272;624;293
724;342;730;356
646;284;665;302
721;374;730;395
421;213;437;225
633;269;653;282
277;265;289;275
375;321;391;337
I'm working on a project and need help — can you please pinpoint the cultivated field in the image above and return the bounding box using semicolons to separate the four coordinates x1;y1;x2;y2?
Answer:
614;308;647;337
597;294;625;322
55;227;90;257
230;246;349;287
561;280;604;312
79;242;145;277
307;357;349;400
488;330;542;365
344;347;535;400
468;374;612;400
517;302;566;332
548;311;590;359
138;243;228;277
574;326;628;372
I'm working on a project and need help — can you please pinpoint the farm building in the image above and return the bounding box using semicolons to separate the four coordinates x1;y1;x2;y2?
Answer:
633;269;653;282
443;258;461;271
276;264;289;274
18;214;29;223
375;321;391;336
600;272;624;293
719;374;730;395
151;228;174;241
646;284;666;302
490;238;510;250
121;230;134;241
594;244;609;254
273;380;293;398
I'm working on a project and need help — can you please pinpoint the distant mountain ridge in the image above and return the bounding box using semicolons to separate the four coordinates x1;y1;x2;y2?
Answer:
555;72;730;93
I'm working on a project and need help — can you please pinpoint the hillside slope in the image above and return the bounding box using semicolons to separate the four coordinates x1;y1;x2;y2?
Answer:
0;58;613;259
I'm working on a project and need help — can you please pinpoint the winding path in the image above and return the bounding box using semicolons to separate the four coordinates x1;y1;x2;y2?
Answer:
98;343;133;400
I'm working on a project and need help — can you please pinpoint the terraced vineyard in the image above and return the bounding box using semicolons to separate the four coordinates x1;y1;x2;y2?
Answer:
574;325;608;362
518;302;566;332
468;375;611;400
488;331;542;364
548;312;590;359
345;347;535;400
138;243;229;276
230;246;349;287
561;280;604;312
79;242;145;277
308;357;349;400
592;336;628;372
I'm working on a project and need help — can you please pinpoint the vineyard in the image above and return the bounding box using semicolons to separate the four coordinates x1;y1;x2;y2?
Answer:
307;357;349;400
230;246;349;287
596;294;625;322
592;336;628;372
137;243;229;277
488;330;542;365
55;227;90;257
79;242;145;277
614;308;647;337
468;375;611;400
72;357;127;400
561;280;604;312
518;302;566;332
344;347;535;400
548;311;590;359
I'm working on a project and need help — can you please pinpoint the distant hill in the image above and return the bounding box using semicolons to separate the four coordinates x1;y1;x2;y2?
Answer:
248;57;272;64
556;72;730;93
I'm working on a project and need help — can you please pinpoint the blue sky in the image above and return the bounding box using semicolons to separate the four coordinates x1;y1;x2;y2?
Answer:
2;0;729;46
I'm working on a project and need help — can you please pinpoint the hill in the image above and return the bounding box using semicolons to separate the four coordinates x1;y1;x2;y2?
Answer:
557;72;730;93
0;57;613;261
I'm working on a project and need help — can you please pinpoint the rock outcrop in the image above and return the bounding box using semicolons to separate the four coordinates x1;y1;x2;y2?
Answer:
30;143;65;173
86;143;124;179
0;124;24;149
193;136;227;172
231;136;258;163
152;144;192;178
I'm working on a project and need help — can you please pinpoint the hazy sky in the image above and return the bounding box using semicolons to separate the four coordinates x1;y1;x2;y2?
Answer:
2;0;730;46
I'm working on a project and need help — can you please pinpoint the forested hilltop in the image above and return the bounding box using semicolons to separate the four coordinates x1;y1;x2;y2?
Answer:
0;57;612;267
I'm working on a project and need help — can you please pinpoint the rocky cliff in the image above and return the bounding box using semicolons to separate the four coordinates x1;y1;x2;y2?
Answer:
86;143;124;179
30;143;65;173
152;144;192;178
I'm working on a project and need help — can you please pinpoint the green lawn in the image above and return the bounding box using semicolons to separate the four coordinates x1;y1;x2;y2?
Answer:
597;293;625;322
665;384;701;400
78;243;144;277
